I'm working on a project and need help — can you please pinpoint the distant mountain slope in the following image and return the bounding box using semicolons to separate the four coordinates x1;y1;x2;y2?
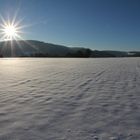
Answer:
0;40;72;57
0;40;139;57
0;40;93;57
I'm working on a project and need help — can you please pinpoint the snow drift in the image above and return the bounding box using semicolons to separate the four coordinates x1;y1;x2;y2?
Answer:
0;58;139;140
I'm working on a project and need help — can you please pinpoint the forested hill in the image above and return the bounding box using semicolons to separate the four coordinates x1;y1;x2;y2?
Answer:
0;40;139;57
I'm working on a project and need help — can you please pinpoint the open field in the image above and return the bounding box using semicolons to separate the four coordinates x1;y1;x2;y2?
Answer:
0;58;140;140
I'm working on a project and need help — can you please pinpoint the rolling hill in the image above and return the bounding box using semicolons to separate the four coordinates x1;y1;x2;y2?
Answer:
0;40;139;57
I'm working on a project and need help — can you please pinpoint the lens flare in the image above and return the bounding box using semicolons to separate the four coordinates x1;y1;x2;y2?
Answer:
0;15;24;41
4;25;18;39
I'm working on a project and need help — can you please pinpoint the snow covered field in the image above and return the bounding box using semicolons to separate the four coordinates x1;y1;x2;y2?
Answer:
0;58;140;140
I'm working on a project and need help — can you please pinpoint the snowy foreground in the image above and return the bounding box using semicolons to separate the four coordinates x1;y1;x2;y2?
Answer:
0;58;140;140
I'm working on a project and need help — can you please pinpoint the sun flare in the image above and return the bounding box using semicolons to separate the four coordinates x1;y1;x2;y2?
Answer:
0;16;24;41
3;24;18;39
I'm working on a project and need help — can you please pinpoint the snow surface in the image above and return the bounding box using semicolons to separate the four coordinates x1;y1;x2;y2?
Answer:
0;58;140;140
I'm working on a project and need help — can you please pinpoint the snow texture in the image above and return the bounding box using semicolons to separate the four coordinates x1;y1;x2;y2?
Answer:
0;58;140;140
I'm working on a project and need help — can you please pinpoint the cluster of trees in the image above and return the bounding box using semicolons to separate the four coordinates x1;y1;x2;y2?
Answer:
19;51;140;58
1;50;140;58
65;49;92;57
19;48;92;58
128;52;140;57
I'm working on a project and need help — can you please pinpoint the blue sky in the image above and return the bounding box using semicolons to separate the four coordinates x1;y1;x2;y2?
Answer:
0;0;140;51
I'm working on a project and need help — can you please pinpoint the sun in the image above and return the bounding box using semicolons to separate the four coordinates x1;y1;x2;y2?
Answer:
0;22;21;40
3;24;18;39
0;16;23;41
